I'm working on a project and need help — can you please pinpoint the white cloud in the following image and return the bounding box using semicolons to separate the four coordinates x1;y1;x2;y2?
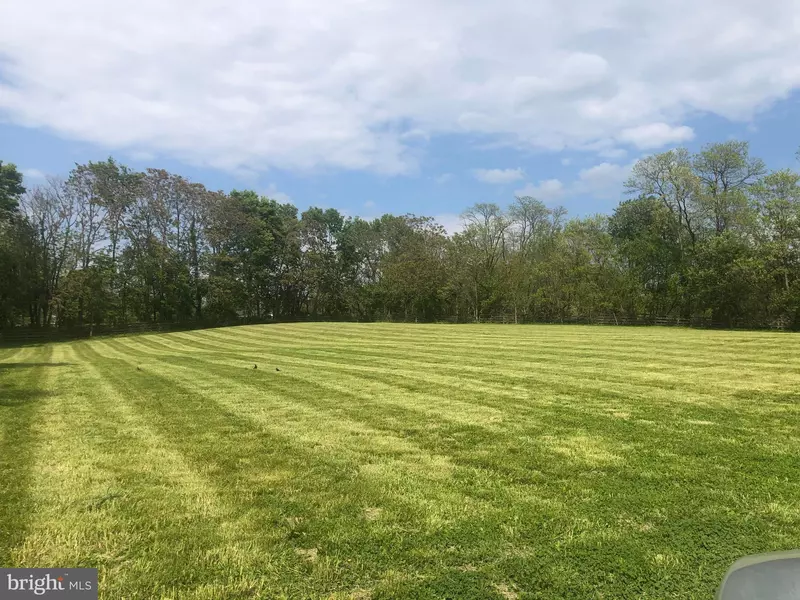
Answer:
1;0;799;174
573;161;635;200
21;168;46;181
433;213;464;235
264;183;291;203
473;168;525;184
400;129;430;143
434;173;454;184
364;200;376;208
617;123;695;149
127;150;156;162
598;148;627;159
515;179;565;202
560;158;572;166
516;160;635;203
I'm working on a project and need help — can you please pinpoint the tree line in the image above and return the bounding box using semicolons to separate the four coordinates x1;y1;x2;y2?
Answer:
1;141;799;330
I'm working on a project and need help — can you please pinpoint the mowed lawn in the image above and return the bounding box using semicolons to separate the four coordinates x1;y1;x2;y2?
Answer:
1;324;799;599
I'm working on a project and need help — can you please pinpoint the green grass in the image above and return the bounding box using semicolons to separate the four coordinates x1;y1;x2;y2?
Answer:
1;323;799;599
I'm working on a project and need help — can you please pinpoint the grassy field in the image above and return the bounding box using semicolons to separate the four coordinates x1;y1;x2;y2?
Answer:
1;323;799;599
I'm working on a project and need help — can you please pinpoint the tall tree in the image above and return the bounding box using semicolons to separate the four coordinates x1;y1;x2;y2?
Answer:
752;169;800;325
0;161;26;217
21;177;77;326
3;144;800;332
693;141;765;235
503;196;563;322
625;149;699;251
300;207;347;317
610;196;684;318
460;203;511;319
379;215;448;321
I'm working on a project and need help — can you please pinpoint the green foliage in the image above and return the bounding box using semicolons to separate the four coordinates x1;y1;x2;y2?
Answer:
0;218;37;327
688;233;771;326
2;141;800;330
0;161;26;217
693;141;766;235
610;196;684;317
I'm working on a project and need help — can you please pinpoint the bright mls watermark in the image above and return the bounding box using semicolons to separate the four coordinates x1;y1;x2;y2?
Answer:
0;569;97;599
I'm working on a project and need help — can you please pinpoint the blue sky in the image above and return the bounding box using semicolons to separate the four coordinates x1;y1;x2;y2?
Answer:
2;0;799;233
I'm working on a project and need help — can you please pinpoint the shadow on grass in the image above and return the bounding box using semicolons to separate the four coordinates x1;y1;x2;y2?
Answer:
0;349;52;564
0;363;73;370
0;363;70;406
733;389;800;404
81;338;800;598
74;343;369;596
0;387;52;408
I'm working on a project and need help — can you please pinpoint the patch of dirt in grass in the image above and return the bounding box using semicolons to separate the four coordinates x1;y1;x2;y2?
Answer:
295;547;318;562
618;516;655;532
458;564;478;572
363;507;383;521
543;433;623;466
494;583;519;599
652;553;682;568
86;492;125;511
359;456;454;482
